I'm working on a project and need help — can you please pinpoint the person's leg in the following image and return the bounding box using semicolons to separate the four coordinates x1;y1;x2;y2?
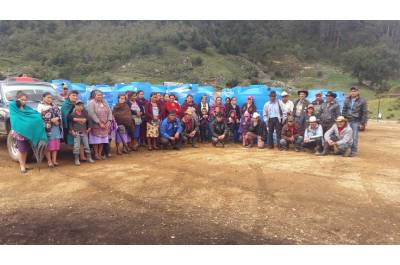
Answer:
257;136;264;149
275;119;282;148
152;137;159;150
79;145;86;161
18;151;28;172
160;137;170;149
191;134;199;148
98;144;104;159
147;137;153;151
350;121;359;155
294;136;303;151
116;142;122;155
268;119;274;148
175;134;183;149
81;134;94;163
211;136;218;146
45;150;53;167
73;135;81;165
52;151;58;166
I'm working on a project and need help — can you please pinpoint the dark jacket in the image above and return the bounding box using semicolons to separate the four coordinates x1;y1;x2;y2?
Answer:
311;99;324;118
241;103;257;115
281;123;302;140
181;101;199;118
211;120;228;137
342;96;368;124
293;99;310;119
144;101;161;122
68;109;91;134
320;100;341;129
225;104;241;120
246;120;265;138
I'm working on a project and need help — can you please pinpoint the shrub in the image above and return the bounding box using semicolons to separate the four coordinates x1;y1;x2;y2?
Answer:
177;41;188;51
191;56;203;67
226;79;239;88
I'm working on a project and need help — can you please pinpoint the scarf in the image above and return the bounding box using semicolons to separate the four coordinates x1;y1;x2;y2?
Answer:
113;103;134;135
61;98;74;129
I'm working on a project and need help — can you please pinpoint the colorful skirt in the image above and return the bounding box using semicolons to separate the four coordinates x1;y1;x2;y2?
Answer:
116;132;130;144
47;139;61;151
16;139;31;153
146;122;159;138
89;132;109;144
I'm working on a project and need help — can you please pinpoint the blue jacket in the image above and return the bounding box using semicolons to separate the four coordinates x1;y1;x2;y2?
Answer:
160;117;182;138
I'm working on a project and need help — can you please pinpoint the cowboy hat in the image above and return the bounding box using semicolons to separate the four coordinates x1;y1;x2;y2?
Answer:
326;91;337;98
297;89;309;97
309;116;317;123
336;116;346;122
281;91;289;97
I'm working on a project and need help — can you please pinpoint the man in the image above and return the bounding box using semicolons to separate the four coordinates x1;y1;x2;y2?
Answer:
181;110;199;148
302;116;323;154
263;91;286;149
211;112;229;147
319;91;341;133
318;116;353;157
160;110;183;150
245;112;265;149
60;83;69;99
293;89;310;130
342;86;368;156
280;116;303;151
280;91;294;122
311;91;324;119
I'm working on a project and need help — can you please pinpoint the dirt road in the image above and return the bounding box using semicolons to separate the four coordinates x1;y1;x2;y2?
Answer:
0;121;399;244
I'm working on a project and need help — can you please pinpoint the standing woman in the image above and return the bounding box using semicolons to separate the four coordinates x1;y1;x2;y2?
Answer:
181;94;199;120
241;96;257;116
145;92;161;151
9;91;48;173
127;91;143;151
87;90;113;160
37;92;63;167
62;90;86;160
113;93;135;155
137;90;147;146
197;95;209;115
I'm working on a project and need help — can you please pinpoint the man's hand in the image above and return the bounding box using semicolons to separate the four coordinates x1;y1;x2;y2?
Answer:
290;136;294;142
189;131;196;137
304;138;309;143
169;136;175;141
100;123;106;129
328;140;334;146
174;132;180;139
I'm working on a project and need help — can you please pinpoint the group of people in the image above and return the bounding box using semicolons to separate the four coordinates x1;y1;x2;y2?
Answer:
9;84;368;173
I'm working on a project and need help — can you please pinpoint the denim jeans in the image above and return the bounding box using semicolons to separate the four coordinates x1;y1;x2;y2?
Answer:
349;121;359;154
73;133;90;155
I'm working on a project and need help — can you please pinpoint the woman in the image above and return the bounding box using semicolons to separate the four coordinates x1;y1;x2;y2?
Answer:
62;90;87;161
9;91;48;173
181;94;199;120
145;92;161;151
113;93;135;155
37;92;63;167
137;90;148;146
160;93;170;119
210;96;225;119
241;96;257;115
225;96;241;142
224;97;231;116
87;90;113;160
165;94;182;117
127;91;143;151
197;95;209;115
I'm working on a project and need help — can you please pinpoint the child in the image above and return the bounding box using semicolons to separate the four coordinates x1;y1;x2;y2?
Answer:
69;100;95;166
226;110;239;143
199;107;210;143
238;111;251;146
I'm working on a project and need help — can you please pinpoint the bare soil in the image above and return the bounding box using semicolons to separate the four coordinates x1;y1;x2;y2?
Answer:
0;121;399;244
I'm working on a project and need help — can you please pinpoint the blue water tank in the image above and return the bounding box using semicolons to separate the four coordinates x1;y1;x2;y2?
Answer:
167;85;192;105
192;86;215;104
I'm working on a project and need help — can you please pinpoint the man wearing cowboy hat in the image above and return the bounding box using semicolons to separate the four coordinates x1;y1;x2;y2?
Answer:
245;112;265;149
293;89;310;131
311;91;324;119
263;91;287;149
342;86;368;156
181;109;200;148
320;91;341;133
280;91;294;122
302;116;324;154
280;116;303;151
318;116;353;157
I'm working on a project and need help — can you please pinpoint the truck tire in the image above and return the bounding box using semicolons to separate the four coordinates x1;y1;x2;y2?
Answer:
7;132;19;162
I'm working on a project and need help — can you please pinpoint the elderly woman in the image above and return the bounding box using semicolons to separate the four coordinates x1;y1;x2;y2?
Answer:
197;95;209;115
181;94;199;120
9;91;47;173
87;90;113;160
145;92;161;150
127;91;144;151
137;90;148;146
210;96;225;120
241;96;257;115
113;93;135;155
37;92;63;167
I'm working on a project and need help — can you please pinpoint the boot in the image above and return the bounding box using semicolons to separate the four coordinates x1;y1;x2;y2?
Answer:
343;147;352;157
74;155;81;166
86;152;95;163
333;144;339;155
317;143;329;156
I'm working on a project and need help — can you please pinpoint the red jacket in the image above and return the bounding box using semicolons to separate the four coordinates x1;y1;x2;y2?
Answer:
165;101;182;117
145;101;161;122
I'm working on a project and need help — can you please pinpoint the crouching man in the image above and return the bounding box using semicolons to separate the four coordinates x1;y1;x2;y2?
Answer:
181;110;199;148
318;116;353;157
280;116;303;151
160;110;183;150
245;112;265;149
211;112;228;147
302;116;323;154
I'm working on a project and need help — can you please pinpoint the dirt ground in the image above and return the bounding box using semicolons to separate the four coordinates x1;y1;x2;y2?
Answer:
0;121;399;245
